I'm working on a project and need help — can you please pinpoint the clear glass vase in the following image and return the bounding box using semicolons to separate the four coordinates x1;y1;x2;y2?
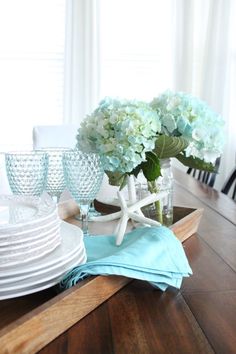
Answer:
137;158;174;226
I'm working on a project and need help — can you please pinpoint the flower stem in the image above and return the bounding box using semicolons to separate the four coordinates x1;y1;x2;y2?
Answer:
147;181;163;224
79;204;90;236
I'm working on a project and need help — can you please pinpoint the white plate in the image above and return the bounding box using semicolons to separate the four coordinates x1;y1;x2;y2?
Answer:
0;223;60;251
0;194;57;235
0;234;61;267
0;251;86;300
0;217;60;243
0;249;86;291
0;230;60;259
0;246;86;284
0;221;84;276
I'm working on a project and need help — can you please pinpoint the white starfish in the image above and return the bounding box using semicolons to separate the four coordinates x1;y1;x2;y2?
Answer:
90;190;167;246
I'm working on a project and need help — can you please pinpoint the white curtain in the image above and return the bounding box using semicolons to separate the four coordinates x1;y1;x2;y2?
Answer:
174;0;236;189
63;0;100;124
64;0;236;190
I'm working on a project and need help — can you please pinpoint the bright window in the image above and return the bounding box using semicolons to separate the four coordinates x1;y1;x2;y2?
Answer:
0;0;65;150
99;0;175;101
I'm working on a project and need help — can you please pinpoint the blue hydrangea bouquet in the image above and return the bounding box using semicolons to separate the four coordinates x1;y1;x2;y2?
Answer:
77;91;225;189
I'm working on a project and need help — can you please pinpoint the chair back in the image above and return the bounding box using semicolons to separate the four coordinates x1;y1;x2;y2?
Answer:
221;167;236;200
32;125;79;149
32;124;80;202
0;153;11;194
186;157;221;188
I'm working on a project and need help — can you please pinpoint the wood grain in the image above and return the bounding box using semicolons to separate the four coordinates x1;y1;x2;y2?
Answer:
184;291;236;353
39;303;114;354
107;281;213;354
0;288;56;330
39;281;214;354
0;276;131;354
174;182;236;272
170;207;203;242
182;235;236;292
173;168;236;225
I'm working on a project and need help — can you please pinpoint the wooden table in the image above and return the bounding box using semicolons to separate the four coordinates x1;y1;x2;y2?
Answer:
2;169;236;353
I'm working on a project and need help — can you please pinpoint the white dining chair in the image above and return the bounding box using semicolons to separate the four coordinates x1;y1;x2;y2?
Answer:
0;125;79;196
32;124;80;202
32;124;115;205
32;124;79;149
0;153;11;194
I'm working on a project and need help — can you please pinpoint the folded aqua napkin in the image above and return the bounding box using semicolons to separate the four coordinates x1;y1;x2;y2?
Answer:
60;226;192;291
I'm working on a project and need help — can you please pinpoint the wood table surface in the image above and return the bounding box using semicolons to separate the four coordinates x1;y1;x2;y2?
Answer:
36;169;236;354
1;168;236;354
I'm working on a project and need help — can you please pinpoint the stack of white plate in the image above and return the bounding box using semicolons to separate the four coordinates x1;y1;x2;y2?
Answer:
0;195;86;300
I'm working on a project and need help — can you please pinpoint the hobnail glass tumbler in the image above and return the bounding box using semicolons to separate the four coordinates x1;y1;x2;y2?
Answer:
37;147;71;202
5;151;48;196
62;150;104;236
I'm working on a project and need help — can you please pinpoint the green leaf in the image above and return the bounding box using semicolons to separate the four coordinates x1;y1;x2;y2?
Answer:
119;175;128;190
176;153;216;172
140;151;161;181
130;164;142;178
154;135;189;159
105;171;125;187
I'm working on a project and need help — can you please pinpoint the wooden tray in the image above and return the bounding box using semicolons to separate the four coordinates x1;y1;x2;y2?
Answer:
94;199;204;243
0;200;203;354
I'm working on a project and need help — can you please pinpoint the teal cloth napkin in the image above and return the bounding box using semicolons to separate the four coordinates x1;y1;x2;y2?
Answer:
60;226;192;291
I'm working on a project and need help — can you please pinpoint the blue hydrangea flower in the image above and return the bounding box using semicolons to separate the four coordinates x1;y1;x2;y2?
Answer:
77;97;162;173
150;90;225;163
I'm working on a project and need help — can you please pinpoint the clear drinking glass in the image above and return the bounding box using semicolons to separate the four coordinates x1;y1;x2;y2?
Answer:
62;150;104;236
36;147;71;203
5;151;48;196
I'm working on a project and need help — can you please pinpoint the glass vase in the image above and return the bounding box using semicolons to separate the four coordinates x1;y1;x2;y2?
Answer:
137;158;174;226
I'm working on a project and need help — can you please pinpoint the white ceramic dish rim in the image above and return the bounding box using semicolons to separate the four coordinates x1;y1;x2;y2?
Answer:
0;215;60;240
0;249;86;291
0;246;86;284
0;231;60;257
0;265;79;300
0;237;61;267
0;195;57;233
0;221;84;276
0;211;59;238
0;223;60;250
0;229;60;258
